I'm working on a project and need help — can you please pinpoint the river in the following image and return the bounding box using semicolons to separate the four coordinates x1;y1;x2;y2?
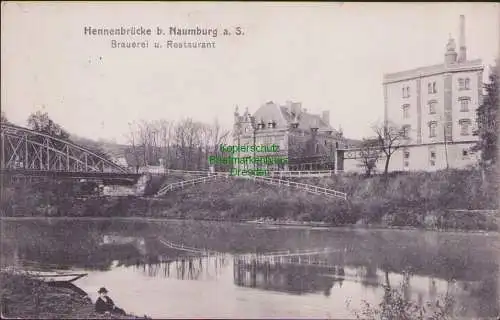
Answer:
1;218;499;319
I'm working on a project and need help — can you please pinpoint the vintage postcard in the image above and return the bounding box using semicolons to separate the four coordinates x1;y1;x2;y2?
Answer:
1;2;499;319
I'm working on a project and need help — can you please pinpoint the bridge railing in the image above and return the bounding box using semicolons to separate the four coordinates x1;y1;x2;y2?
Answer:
156;173;230;196
158;238;223;255
242;175;347;200
139;168;212;176
268;170;333;178
155;172;347;200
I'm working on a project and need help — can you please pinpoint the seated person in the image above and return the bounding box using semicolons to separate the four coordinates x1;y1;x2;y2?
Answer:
95;287;126;316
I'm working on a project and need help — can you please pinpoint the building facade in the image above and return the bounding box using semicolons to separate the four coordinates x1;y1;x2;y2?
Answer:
232;101;344;171
344;15;484;173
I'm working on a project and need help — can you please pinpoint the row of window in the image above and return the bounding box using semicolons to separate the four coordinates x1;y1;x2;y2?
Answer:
403;148;470;168
401;97;471;118
401;119;472;139
401;78;471;98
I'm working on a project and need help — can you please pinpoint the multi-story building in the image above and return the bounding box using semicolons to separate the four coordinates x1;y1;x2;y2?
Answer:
382;15;483;172
232;101;344;172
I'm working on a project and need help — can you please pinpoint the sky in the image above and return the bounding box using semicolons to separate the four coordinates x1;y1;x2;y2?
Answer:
1;2;499;144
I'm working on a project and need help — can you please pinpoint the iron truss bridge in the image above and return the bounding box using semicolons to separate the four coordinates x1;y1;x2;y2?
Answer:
0;123;140;183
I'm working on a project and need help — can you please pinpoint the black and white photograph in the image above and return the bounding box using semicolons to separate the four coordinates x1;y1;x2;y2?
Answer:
1;2;499;319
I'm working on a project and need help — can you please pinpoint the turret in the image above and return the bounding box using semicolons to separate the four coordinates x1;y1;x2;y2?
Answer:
444;35;457;65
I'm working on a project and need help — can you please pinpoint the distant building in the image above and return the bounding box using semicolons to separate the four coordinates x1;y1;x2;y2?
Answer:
344;15;483;173
232;101;345;171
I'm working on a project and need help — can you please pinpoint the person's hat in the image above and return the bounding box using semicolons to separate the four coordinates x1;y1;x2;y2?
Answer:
98;287;108;294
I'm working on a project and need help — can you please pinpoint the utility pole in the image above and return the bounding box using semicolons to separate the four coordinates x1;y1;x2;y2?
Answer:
443;120;450;170
252;119;257;171
237;123;241;172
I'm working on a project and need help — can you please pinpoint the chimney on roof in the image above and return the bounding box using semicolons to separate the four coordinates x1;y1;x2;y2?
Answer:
321;110;330;126
458;15;467;62
291;102;302;117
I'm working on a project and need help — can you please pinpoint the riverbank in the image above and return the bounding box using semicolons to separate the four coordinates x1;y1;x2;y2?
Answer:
0;271;149;319
1;215;497;235
1;168;498;231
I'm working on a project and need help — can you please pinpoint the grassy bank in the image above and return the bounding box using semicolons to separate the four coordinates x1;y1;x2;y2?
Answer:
1;168;498;231
0;271;147;319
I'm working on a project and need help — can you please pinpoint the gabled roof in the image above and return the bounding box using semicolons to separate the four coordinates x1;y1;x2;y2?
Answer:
251;101;337;133
279;106;331;130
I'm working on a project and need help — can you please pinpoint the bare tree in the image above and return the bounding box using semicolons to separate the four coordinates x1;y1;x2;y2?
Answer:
158;119;173;169
125;117;231;171
357;138;382;177
372;121;406;177
125;122;142;173
173;119;190;169
1;112;9;124
204;118;230;171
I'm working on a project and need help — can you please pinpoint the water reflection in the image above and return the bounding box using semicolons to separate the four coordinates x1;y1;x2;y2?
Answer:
233;255;344;296
1;219;498;318
132;254;228;281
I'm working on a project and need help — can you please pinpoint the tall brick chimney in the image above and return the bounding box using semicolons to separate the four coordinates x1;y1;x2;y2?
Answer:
291;102;302;117
321;110;330;126
458;15;467;62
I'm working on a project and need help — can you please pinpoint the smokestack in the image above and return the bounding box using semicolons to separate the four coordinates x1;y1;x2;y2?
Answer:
321;110;330;126
458;15;467;62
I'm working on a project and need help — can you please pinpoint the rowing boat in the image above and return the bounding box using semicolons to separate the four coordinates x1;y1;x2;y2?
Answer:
28;271;88;283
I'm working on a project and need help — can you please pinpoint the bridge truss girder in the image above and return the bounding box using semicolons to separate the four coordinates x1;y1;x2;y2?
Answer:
0;124;128;173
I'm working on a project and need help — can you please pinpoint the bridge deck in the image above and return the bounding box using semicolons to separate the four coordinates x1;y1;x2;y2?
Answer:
1;168;142;184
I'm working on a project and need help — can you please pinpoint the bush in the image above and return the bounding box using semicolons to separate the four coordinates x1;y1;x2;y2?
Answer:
1;169;497;231
349;272;457;320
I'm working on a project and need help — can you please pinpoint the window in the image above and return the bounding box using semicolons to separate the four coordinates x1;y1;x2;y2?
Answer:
402;86;410;98
458;78;464;90
459;97;470;112
403;148;410;169
428;100;437;114
458;78;470;91
402;104;410;119
459;119;471;136
402;125;411;138
428;121;437;138
462;149;470;160
429;148;436;166
428;81;437;94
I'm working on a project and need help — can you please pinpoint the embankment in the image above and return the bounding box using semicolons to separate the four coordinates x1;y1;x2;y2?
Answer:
0;168;498;231
0;271;147;319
